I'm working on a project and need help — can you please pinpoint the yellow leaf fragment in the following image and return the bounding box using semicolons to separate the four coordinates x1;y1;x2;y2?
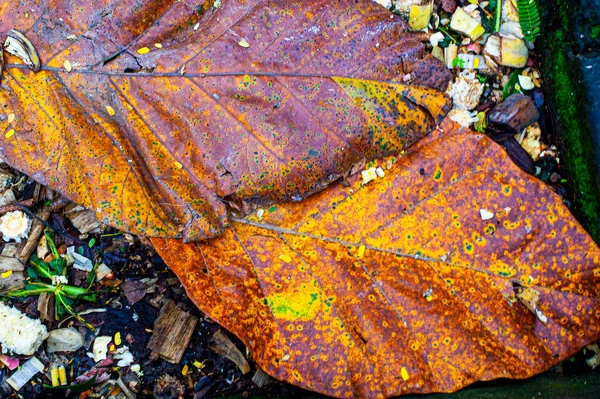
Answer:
409;3;433;31
238;38;250;48
193;360;204;369
279;254;292;263
136;47;150;55
357;245;366;258
63;60;72;72
5;129;15;139
1;270;12;278
105;105;115;116
401;367;410;381
114;331;121;346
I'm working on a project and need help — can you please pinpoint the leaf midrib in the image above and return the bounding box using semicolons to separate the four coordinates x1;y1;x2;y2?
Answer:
2;63;408;81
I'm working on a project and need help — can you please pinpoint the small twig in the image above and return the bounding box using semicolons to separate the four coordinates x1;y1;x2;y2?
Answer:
17;205;52;264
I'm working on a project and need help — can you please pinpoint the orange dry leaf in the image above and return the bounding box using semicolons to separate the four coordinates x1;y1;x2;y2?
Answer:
0;0;450;241
152;120;600;398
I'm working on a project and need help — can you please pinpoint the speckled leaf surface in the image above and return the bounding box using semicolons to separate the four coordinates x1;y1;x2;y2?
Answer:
152;119;600;398
0;0;451;241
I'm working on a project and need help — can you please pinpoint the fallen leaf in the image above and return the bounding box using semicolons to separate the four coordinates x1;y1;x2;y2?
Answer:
152;120;600;398
0;0;451;242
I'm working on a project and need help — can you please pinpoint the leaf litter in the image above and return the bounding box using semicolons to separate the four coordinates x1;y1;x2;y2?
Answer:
0;1;597;397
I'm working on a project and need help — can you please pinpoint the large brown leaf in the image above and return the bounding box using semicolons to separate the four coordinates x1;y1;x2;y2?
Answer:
0;0;451;241
152;119;600;398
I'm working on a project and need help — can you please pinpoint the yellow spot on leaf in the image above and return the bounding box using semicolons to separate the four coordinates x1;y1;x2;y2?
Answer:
1;271;13;278
268;284;322;321
401;367;409;381
114;331;121;346
136;47;150;54
357;245;366;258
5;129;15;139
279;254;291;263
105;105;116;116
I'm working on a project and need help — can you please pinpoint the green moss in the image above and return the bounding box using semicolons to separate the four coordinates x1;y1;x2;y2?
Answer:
541;0;600;243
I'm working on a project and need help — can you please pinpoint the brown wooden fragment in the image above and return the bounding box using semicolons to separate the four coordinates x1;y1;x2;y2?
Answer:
17;206;51;264
0;255;25;294
37;292;55;323
209;329;251;375
146;300;197;363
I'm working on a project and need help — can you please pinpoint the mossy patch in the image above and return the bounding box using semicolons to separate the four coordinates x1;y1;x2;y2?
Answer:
541;0;600;243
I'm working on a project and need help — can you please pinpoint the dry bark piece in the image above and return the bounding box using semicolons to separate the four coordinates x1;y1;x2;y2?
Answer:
251;367;272;387
0;0;451;242
37;291;55;323
152;119;600;398
64;204;103;235
0;255;25;294
210;330;251;375
488;93;539;133
147;300;198;364
16;205;51;263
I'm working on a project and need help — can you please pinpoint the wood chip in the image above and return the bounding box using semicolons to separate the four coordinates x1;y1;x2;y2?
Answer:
105;105;116;116
147;300;198;363
154;43;163;49
64;204;103;234
17;205;52;264
136;47;150;55
251;367;271;387
63;60;72;72
209;329;250;374
237;38;250;48
7;113;15;124
5;129;15;139
0;255;24;294
37;292;55;323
